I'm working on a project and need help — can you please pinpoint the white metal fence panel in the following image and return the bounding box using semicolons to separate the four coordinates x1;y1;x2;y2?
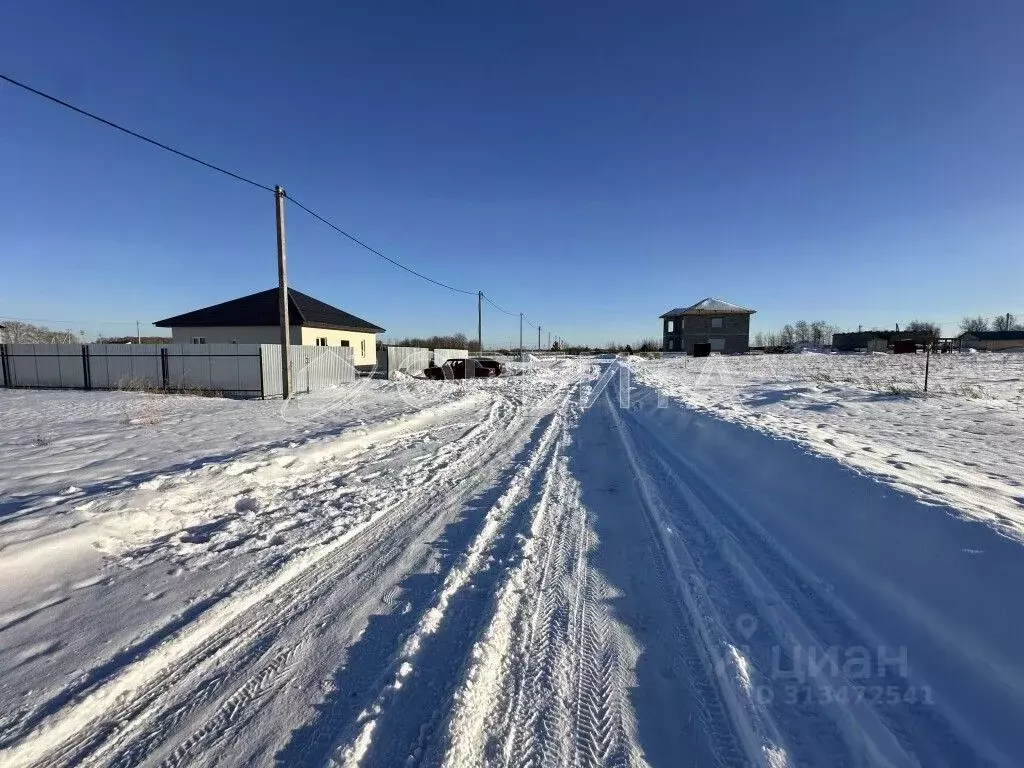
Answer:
430;348;468;365
261;344;284;398
260;345;355;397
386;346;430;376
293;345;356;393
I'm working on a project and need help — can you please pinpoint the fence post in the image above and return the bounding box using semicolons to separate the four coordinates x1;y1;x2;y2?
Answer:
0;344;9;388
258;347;266;399
160;348;170;391
82;344;92;390
924;343;931;393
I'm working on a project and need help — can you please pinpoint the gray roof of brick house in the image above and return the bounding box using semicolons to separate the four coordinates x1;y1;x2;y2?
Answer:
660;297;756;318
155;288;385;333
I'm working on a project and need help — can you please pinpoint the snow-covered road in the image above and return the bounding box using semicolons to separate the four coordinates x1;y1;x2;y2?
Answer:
1;357;1022;767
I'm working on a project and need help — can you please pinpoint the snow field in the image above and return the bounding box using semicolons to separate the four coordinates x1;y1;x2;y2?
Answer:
0;354;1022;766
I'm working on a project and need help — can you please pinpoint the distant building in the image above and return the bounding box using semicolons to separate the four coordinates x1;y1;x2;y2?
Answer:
959;330;1024;352
155;287;385;367
660;298;755;354
832;330;934;352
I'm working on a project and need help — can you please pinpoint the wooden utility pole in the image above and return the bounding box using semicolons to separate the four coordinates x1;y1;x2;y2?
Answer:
538;326;541;350
519;312;523;359
275;186;291;399
477;291;483;354
136;321;141;344
547;331;551;349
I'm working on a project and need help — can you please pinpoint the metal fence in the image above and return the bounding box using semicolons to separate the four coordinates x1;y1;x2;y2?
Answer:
383;346;431;376
430;348;469;366
0;343;354;398
261;344;355;397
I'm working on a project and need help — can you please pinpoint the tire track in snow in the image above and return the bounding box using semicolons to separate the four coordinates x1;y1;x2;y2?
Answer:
622;383;1008;768
603;386;791;768
333;383;581;768
445;386;644;768
126;379;574;768
100;396;520;768
0;391;527;768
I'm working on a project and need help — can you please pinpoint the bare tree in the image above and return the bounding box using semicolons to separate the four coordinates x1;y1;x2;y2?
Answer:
905;320;940;339
753;332;765;347
992;313;1023;332
386;332;480;352
1;320;80;344
780;324;795;346
793;320;810;344
959;316;989;334
809;321;826;345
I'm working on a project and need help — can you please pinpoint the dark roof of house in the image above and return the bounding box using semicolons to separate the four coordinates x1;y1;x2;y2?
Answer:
660;297;756;318
154;288;385;333
959;330;1024;341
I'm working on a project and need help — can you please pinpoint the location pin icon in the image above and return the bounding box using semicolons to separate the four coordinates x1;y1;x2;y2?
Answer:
736;613;758;640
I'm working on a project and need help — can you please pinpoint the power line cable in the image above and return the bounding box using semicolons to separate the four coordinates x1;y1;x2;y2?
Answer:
287;195;477;296
2;72;549;317
482;294;517;316
0;73;275;193
1;315;139;326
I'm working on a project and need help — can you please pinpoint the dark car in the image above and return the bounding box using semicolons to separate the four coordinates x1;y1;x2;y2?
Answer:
424;357;505;380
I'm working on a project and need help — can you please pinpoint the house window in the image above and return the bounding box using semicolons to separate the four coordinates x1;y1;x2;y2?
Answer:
711;317;723;329
667;320;675;332
710;338;725;351
339;340;350;347
191;337;207;344
360;340;366;357
316;337;328;346
679;318;685;329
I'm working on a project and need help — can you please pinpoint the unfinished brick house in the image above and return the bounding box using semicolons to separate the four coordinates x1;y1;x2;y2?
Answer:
660;298;755;354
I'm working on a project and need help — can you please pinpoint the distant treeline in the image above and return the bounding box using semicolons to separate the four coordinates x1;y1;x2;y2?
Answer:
382;333;481;352
98;336;173;345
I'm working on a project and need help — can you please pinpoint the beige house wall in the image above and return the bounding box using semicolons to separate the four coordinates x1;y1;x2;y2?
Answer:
298;327;378;366
170;326;300;345
169;326;378;365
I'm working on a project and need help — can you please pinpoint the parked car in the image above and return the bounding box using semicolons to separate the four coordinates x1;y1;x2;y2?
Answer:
424;358;504;380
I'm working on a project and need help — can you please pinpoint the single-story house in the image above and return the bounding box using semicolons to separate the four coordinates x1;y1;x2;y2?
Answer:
155;287;385;366
660;298;755;354
959;330;1024;352
832;330;935;352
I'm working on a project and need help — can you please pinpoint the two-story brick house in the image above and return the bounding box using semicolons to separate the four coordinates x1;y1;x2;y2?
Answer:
660;298;755;354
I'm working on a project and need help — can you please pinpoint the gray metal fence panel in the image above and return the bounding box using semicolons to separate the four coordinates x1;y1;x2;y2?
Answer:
86;344;163;389
386;346;430;376
5;344;87;388
431;348;468;365
1;343;347;398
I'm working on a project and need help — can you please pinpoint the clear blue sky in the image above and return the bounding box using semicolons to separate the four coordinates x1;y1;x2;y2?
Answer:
2;0;1022;345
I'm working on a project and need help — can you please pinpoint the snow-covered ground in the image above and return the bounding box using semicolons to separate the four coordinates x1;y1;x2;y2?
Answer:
0;354;1022;767
632;352;1024;540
